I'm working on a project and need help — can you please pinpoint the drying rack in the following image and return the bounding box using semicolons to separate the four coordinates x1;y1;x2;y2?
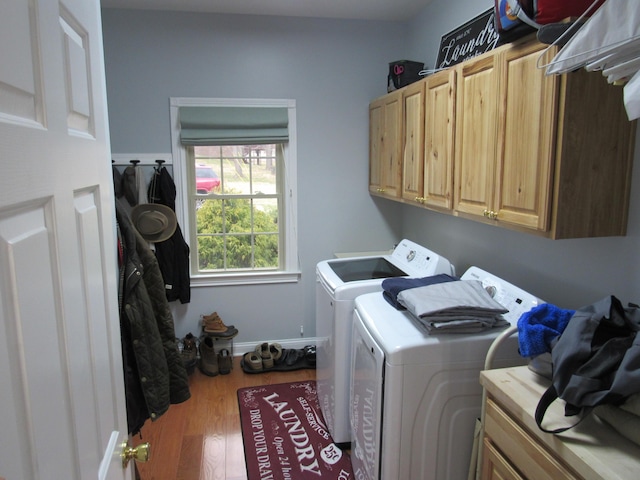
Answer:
468;324;519;480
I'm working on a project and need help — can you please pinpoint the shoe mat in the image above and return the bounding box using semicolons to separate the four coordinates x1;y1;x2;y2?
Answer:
240;348;316;374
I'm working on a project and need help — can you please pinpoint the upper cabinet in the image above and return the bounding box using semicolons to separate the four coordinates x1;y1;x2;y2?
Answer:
424;68;457;211
369;36;637;239
369;90;402;199
401;80;425;202
454;53;500;220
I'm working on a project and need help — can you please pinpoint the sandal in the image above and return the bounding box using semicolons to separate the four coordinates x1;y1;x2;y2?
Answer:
256;342;274;369
242;351;263;372
304;345;316;366
284;348;304;366
270;343;283;362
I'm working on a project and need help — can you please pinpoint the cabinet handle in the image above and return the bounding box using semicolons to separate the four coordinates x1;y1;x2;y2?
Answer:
377;188;386;193
415;196;425;204
483;209;498;220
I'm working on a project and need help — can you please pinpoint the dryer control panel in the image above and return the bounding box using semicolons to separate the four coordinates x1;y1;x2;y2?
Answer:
390;238;455;277
461;266;543;324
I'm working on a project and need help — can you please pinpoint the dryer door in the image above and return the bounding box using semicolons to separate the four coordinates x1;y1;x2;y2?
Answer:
350;309;385;480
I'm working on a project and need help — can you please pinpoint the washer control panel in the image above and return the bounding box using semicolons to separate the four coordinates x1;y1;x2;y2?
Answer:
461;266;543;323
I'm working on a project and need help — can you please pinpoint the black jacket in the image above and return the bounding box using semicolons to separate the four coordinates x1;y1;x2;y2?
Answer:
148;166;191;304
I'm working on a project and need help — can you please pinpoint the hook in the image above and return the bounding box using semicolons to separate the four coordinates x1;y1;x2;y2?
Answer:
155;159;165;165
130;159;140;166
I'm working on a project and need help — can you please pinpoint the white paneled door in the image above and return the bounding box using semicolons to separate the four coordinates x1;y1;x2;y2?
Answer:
0;0;130;479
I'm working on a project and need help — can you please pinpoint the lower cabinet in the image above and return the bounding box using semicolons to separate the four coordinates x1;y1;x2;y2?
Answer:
480;367;640;480
482;399;579;479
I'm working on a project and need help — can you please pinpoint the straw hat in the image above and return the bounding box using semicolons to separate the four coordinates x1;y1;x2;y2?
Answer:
130;203;177;243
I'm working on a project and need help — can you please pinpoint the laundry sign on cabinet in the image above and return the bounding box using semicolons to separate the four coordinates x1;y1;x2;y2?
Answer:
435;8;502;70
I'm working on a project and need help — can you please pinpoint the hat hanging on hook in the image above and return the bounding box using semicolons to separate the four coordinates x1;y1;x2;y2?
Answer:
130;203;177;243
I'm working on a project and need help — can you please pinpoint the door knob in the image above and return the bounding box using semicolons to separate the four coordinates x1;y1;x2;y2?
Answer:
121;441;150;468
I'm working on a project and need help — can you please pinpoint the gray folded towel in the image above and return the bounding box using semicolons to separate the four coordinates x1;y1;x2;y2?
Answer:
397;280;509;334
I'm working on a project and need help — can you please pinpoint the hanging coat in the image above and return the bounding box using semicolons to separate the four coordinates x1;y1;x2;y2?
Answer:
116;198;190;434
148;166;191;304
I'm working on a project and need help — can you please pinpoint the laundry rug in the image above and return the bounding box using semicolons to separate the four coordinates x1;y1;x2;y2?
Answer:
237;380;354;480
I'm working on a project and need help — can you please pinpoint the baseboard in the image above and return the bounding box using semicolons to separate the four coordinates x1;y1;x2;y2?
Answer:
233;337;318;357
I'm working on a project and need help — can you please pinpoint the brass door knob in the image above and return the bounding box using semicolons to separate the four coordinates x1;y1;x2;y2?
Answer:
121;441;150;468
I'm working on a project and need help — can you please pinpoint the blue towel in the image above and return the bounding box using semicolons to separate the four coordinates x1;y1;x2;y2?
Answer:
381;274;458;310
517;303;575;358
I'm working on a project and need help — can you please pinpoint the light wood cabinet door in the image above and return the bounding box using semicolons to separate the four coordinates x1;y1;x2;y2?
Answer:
369;91;402;198
494;41;557;231
481;438;525;480
402;80;425;202
424;68;456;211
454;54;500;218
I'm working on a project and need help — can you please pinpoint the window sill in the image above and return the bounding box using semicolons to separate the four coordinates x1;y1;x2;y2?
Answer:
190;270;301;287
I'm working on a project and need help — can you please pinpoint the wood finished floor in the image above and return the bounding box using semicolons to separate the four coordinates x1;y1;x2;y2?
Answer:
133;356;316;480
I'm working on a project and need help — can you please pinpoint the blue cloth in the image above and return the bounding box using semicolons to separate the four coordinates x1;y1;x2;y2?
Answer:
381;274;458;310
517;303;575;358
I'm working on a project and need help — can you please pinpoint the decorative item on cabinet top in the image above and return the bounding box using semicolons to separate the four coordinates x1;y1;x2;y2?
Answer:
435;8;502;71
388;60;425;92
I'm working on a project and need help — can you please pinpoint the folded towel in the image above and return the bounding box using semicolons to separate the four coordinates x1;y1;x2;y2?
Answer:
418;316;509;334
516;303;575;358
381;274;458;309
397;280;509;334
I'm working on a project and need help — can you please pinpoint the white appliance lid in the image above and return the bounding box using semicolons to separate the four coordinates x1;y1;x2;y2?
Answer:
316;238;455;295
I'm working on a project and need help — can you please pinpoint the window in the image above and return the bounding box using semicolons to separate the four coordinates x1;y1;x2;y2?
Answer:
170;98;299;285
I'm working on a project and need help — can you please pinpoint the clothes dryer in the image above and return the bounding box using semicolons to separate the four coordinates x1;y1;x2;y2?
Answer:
350;267;542;480
315;239;454;446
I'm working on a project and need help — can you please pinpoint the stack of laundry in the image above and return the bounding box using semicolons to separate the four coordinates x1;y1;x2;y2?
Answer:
382;276;509;334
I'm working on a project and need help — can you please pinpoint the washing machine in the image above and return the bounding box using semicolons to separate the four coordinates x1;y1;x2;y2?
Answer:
350;266;542;480
315;239;454;446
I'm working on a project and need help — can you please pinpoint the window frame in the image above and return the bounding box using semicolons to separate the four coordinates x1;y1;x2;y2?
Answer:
170;97;300;286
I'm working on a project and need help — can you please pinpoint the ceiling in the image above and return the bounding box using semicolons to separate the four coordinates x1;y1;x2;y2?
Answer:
99;0;434;22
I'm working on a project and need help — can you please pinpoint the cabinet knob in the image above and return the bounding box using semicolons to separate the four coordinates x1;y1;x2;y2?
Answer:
483;209;498;220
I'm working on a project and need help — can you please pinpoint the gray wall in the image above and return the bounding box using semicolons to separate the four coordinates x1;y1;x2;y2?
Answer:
403;0;640;309
103;1;640;345
102;9;405;341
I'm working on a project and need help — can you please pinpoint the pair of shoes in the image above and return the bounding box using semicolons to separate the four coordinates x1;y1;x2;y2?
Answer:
255;342;283;368
201;312;239;338
177;333;198;375
218;349;232;375
198;336;219;376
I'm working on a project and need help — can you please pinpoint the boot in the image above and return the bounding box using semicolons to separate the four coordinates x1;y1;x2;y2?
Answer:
201;311;235;329
198;336;219;376
202;314;238;337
